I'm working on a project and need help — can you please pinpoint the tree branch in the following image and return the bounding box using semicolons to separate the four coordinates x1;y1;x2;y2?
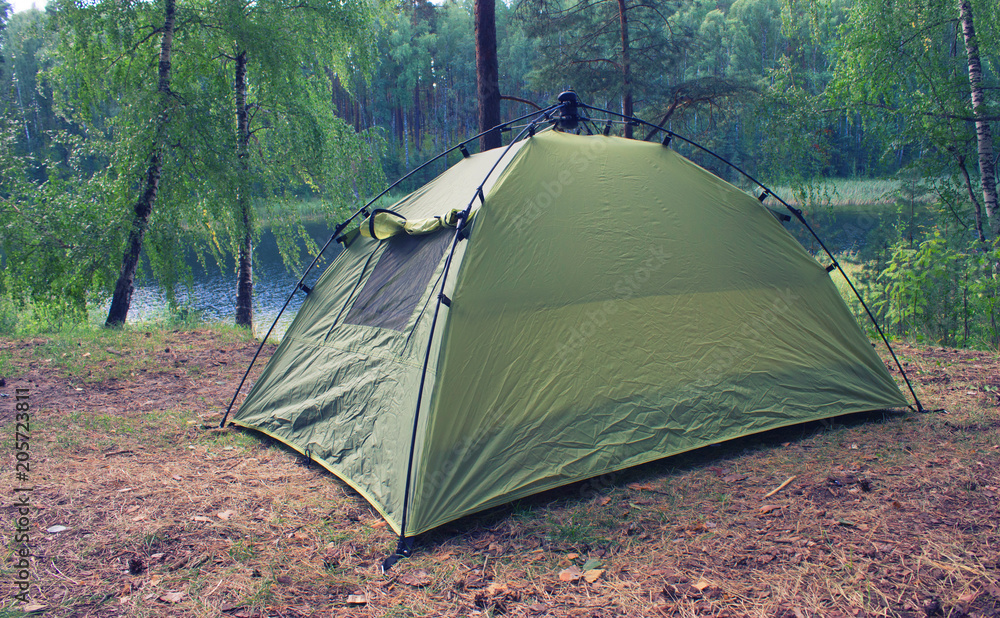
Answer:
501;94;542;110
570;57;622;70
820;102;1000;122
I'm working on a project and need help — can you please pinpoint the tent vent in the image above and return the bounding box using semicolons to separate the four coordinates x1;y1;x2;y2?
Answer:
758;191;768;202
296;282;312;295
459;144;470;158
825;263;837;273
662;134;672;147
438;293;452;307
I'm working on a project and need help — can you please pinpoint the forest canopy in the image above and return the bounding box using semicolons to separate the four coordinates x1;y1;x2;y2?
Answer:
0;0;997;347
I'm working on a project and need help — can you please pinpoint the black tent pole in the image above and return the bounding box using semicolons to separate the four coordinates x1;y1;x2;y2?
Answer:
578;103;924;413
383;105;561;572
219;106;562;428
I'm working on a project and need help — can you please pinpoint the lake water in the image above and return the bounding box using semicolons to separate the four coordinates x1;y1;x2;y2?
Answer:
115;205;921;338
110;223;342;339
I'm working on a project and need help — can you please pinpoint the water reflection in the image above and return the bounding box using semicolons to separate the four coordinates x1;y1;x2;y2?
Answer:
113;223;342;339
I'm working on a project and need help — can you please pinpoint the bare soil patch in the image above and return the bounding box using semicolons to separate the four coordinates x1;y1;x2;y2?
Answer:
1;332;998;617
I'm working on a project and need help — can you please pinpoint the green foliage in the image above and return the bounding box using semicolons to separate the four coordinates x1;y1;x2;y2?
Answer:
0;0;390;321
852;232;1000;349
829;0;1000;225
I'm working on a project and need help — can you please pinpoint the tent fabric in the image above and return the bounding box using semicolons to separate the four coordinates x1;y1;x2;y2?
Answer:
233;130;907;537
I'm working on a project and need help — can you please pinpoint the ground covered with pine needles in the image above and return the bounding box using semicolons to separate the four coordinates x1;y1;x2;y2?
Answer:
1;328;998;617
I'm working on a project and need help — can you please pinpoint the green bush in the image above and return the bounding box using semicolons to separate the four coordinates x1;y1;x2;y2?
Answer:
851;232;999;349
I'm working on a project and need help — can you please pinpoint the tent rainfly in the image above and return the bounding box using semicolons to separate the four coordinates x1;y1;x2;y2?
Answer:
227;104;912;565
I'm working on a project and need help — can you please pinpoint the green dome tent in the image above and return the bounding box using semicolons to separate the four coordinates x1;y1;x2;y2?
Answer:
227;114;911;561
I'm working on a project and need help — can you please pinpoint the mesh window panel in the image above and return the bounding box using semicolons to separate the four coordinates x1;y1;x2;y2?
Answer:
343;231;453;331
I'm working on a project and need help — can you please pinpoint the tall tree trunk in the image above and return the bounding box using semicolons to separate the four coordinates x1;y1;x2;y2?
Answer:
475;0;501;150
616;0;633;138
413;82;421;153
234;50;254;329
105;0;175;327
958;0;998;239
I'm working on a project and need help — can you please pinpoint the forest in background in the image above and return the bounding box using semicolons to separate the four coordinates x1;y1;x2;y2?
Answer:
0;0;998;348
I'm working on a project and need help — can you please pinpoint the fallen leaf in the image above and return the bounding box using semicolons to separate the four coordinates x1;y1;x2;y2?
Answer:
192;516;212;523
723;473;749;483
485;582;509;595
132;514;147;522
370;521;388;528
433;551;453;562
346;594;367;605
399;569;432;587
172;475;183;481
159;592;184;604
22;604;47;613
46;525;69;533
597;495;612;506
759;505;782;515
958;591;978;604
584;569;605;583
216;510;234;520
559;566;583;582
565;553;579;561
693;579;711;592
582;557;602;571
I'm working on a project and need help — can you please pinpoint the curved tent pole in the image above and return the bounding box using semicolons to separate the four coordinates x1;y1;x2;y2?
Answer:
578;102;924;414
383;105;562;571
219;105;562;428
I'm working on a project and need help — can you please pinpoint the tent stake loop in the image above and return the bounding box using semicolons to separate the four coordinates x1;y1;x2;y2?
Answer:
381;536;413;573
